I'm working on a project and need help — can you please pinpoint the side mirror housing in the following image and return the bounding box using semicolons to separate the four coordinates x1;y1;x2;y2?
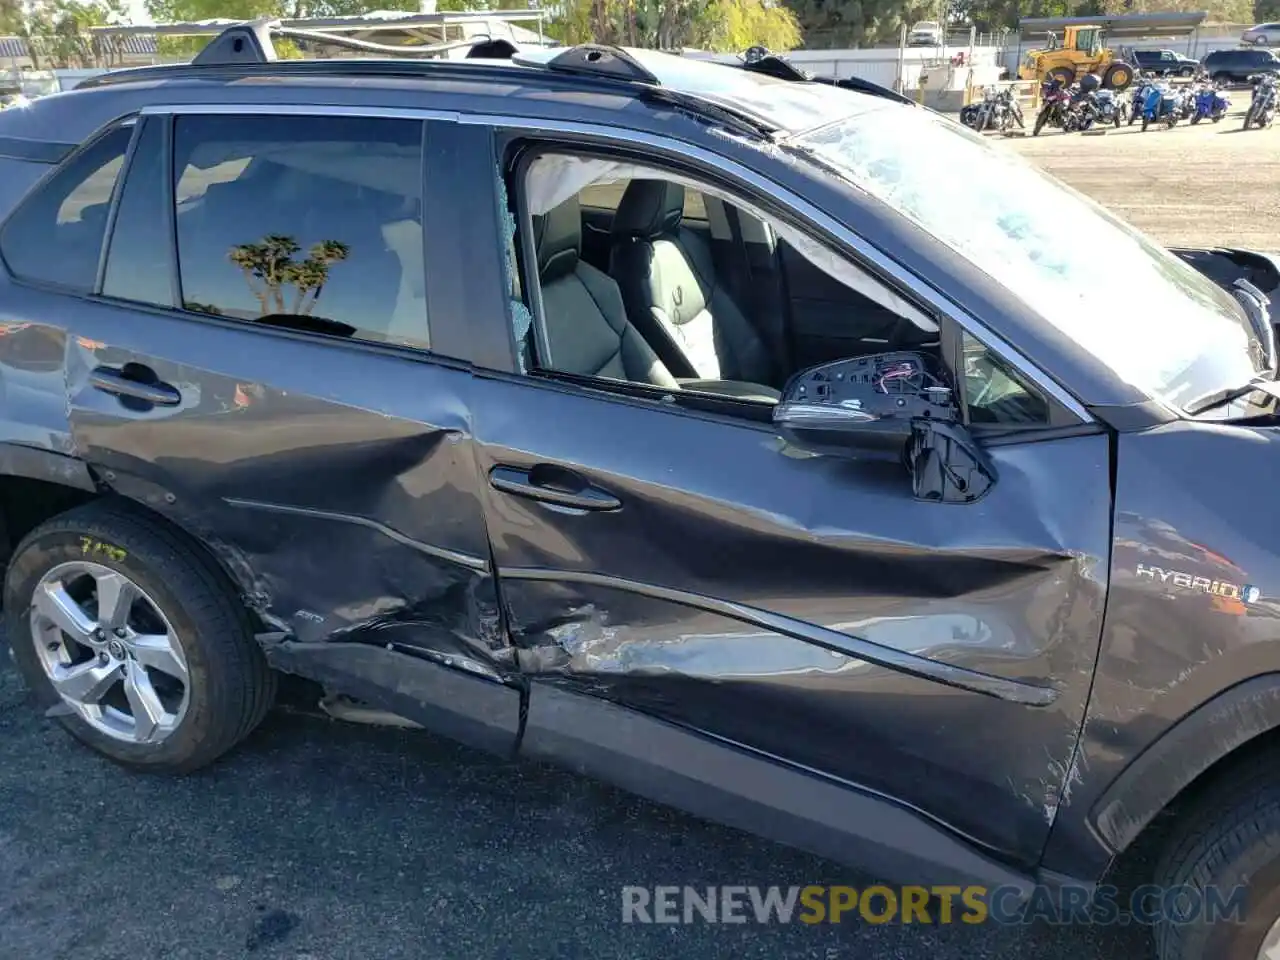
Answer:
773;352;997;503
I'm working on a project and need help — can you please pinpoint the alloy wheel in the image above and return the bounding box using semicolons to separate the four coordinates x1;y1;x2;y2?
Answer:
30;560;189;744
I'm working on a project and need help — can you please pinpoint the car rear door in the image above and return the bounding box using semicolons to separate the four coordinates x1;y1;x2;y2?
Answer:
463;125;1114;867
0;105;521;753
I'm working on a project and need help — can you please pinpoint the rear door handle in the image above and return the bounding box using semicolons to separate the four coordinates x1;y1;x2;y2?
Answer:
489;464;621;512
90;366;182;406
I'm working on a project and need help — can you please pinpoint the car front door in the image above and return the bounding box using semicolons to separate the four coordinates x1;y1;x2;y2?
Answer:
464;127;1114;867
0;105;521;752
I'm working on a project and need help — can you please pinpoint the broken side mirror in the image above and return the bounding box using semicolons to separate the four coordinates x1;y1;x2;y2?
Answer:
773;352;996;503
905;419;996;503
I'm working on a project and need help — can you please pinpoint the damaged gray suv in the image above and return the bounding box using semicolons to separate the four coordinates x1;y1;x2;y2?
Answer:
3;22;1280;960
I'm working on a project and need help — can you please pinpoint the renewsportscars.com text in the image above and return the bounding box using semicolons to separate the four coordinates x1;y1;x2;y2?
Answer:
620;884;1248;926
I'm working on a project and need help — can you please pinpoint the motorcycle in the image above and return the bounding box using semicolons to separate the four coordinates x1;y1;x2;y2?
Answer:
960;86;996;131
1244;72;1278;129
1191;81;1231;123
1070;88;1102;130
962;86;1023;132
1094;88;1127;127
994;87;1025;130
1033;80;1073;135
1140;80;1181;130
1129;76;1158;125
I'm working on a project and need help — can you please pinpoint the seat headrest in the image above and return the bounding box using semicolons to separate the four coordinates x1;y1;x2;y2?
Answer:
533;195;581;282
613;180;684;240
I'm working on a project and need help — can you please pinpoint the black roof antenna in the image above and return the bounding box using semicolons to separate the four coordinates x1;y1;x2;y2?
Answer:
739;47;810;81
191;18;279;64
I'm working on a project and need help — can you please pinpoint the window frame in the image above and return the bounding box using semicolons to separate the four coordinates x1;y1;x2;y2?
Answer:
0;112;138;295
501;135;1087;437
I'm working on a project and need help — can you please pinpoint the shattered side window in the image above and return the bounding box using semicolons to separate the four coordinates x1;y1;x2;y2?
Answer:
497;165;532;373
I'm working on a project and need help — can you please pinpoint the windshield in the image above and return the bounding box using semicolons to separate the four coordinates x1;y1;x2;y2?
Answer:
794;103;1263;412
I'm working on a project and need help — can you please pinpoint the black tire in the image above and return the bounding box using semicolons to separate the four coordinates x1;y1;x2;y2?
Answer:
1244;109;1255;130
1049;67;1076;87
4;501;276;773
1142;113;1151;131
1103;63;1134;90
1153;751;1280;960
1179;66;1195;78
1191;112;1201;124
1033;106;1050;136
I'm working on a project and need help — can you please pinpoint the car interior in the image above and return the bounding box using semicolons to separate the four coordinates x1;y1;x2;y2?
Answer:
516;158;943;410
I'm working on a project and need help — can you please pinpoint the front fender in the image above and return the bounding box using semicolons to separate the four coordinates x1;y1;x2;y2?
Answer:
1090;675;1280;853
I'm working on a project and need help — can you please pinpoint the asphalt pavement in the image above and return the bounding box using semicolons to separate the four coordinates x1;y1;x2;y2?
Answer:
0;639;1158;960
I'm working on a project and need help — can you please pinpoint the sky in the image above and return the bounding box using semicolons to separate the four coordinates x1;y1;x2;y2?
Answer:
126;0;153;24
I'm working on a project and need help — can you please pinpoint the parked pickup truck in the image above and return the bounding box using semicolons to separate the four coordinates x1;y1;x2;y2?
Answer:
1131;47;1200;76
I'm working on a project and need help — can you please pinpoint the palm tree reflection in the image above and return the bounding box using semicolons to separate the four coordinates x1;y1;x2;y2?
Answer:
227;235;351;317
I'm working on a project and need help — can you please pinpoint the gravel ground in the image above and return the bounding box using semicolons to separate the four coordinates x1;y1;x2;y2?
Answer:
1008;92;1280;249
3;101;1276;960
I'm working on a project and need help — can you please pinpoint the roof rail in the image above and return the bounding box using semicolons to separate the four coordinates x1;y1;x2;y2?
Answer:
189;18;509;65
736;46;917;106
190;19;277;65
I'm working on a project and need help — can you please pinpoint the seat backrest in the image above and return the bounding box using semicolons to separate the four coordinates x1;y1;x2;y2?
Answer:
380;217;429;347
533;195;677;388
608;180;773;385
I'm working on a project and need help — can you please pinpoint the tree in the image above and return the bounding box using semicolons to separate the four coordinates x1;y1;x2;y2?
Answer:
228;235;351;317
548;0;800;51
0;0;23;35
14;0;128;69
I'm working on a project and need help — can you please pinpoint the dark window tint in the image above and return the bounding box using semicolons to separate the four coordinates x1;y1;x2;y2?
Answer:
0;124;132;291
172;114;428;348
102;117;172;307
961;331;1049;426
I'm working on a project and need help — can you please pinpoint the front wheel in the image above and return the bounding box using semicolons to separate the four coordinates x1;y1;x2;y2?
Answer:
1033;107;1050;136
1142;113;1151;131
1245;108;1255;130
1103;63;1134;90
4;502;277;773
1191;111;1202;124
1153;754;1280;960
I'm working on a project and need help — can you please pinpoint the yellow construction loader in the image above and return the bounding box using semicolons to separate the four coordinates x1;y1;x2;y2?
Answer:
1017;25;1135;90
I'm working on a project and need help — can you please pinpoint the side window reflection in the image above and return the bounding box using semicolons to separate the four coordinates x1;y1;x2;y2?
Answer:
171;114;429;349
962;331;1050;425
0;124;132;291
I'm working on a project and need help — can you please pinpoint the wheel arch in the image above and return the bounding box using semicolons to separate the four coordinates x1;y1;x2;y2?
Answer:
0;445;265;629
1092;674;1280;857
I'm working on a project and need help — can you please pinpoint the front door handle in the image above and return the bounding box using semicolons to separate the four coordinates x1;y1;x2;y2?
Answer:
489;464;621;512
90;365;182;406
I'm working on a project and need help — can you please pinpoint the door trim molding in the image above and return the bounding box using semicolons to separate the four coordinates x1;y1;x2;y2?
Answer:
501;565;1059;706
